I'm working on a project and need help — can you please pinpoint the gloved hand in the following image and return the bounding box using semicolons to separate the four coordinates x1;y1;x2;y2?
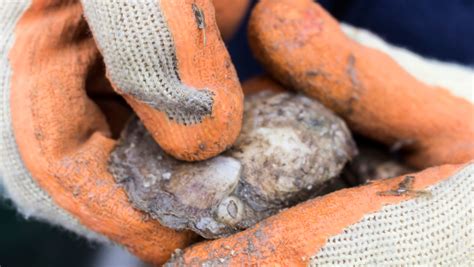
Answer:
167;79;473;265
0;0;248;264
249;0;474;168
165;0;474;265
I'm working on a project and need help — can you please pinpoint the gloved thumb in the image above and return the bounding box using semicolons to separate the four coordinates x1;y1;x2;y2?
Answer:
81;0;244;161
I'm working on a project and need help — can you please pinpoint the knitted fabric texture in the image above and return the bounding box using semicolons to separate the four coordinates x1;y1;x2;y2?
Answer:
81;0;214;125
342;24;474;103
0;1;106;242
310;163;474;266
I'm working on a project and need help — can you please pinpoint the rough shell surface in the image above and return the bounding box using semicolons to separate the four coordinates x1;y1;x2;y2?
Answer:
109;91;356;238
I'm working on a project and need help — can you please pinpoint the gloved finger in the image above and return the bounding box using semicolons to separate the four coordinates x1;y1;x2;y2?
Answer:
166;162;473;266
248;0;474;168
6;1;195;264
213;0;250;40
341;24;474;103
81;0;244;161
82;0;249;150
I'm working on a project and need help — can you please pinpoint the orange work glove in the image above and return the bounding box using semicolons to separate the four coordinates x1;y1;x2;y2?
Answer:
164;0;474;265
248;0;474;169
166;79;473;266
0;0;248;265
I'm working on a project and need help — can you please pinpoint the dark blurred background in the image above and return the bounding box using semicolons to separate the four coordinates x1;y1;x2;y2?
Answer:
1;0;473;266
229;0;474;81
